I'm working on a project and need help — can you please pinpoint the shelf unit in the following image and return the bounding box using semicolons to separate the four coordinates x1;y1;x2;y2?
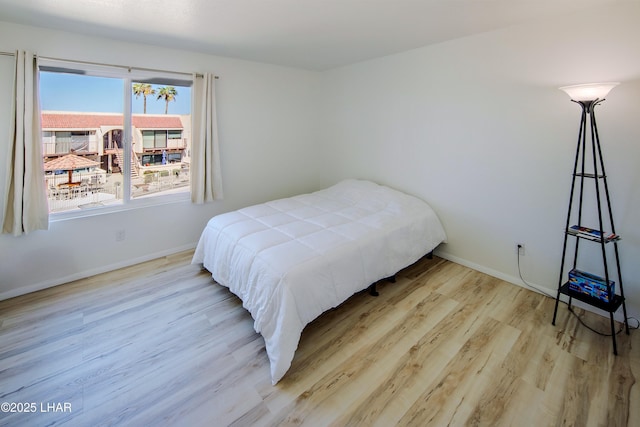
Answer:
551;98;629;355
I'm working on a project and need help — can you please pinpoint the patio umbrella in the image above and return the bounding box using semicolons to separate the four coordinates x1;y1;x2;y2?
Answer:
44;154;100;184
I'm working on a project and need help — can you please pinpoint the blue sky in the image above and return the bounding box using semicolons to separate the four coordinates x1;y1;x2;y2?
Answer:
40;72;191;115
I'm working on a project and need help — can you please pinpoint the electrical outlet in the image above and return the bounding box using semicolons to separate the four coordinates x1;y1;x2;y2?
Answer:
516;243;525;256
115;229;126;242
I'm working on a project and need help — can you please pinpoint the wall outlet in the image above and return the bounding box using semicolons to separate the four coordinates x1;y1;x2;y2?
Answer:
516;243;525;256
115;229;126;242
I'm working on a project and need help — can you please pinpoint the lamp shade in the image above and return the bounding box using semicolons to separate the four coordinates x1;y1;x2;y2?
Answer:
559;82;619;101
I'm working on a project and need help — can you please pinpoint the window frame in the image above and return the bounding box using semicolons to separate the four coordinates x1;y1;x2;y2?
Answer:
39;59;193;221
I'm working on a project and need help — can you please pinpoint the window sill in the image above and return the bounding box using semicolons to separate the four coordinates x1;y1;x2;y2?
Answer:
49;191;191;222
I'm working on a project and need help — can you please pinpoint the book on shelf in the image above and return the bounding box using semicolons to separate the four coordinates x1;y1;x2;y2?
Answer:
568;268;615;303
567;225;620;242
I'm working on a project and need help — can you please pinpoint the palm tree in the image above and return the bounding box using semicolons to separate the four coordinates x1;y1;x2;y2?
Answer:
156;86;178;114
132;83;155;114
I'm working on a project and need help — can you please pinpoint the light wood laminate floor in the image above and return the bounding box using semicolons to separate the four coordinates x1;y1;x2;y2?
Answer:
0;251;637;426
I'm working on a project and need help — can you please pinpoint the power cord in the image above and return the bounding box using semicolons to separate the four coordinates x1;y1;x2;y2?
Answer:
516;247;639;336
516;248;555;299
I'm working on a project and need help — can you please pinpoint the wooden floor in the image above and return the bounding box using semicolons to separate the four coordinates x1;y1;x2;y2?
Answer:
0;251;637;426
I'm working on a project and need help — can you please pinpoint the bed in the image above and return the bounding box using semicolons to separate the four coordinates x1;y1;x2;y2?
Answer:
192;179;447;384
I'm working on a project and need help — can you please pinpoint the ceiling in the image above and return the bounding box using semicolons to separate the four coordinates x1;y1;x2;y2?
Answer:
0;0;610;71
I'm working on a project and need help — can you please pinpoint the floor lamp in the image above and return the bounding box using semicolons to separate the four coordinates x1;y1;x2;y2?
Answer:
552;82;630;355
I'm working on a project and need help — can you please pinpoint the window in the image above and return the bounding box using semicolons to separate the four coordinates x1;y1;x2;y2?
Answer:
54;131;71;153
39;60;192;214
141;130;182;149
58;131;93;153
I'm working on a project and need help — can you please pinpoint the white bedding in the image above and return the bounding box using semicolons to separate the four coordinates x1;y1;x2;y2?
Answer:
192;179;446;384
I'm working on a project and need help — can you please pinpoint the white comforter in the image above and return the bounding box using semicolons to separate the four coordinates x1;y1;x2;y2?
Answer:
192;179;446;384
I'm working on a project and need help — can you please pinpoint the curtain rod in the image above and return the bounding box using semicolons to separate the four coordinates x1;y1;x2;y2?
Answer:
0;50;217;79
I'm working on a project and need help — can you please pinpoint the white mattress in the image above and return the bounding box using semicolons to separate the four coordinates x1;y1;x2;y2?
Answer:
192;179;447;384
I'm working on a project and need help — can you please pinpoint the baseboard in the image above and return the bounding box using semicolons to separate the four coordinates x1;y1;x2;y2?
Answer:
0;242;197;302
434;250;626;322
435;250;554;295
3;246;627;324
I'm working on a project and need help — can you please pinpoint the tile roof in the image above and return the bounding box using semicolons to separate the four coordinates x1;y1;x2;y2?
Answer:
41;112;183;130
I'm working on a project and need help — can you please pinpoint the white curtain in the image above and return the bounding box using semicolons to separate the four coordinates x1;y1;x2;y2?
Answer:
2;51;48;236
191;73;223;203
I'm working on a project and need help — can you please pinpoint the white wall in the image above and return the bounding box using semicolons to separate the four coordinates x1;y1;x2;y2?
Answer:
2;3;640;322
0;21;323;299
320;3;640;318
